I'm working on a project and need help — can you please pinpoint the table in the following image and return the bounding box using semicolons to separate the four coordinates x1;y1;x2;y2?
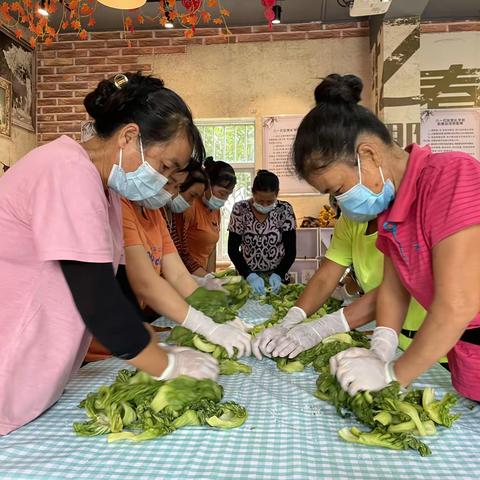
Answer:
1;301;479;480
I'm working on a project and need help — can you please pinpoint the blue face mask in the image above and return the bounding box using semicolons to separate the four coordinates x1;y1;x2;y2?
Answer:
335;155;395;223
107;139;168;201
253;200;277;215
137;188;172;210
203;191;225;210
168;194;190;213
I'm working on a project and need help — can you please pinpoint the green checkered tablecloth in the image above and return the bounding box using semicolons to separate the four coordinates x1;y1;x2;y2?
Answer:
1;301;479;480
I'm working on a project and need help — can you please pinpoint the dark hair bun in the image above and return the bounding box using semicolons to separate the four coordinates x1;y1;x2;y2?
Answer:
204;156;215;170
314;74;363;105
84;79;118;121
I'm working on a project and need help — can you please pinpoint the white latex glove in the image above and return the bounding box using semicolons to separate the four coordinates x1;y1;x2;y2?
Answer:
182;306;252;358
270;308;350;359
251;306;306;360
370;326;398;362
331;347;397;396
226;317;250;332
157;345;219;381
192;273;227;292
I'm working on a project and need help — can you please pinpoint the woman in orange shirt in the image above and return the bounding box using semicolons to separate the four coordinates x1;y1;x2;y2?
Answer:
121;170;251;358
183;157;236;275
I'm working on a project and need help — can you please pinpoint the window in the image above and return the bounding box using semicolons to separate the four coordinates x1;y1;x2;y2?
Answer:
196;119;255;263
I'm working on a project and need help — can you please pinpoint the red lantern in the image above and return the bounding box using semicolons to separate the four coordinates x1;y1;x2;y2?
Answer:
261;0;275;7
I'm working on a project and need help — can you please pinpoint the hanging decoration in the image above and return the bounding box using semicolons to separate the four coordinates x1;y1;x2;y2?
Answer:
0;0;233;47
261;0;275;29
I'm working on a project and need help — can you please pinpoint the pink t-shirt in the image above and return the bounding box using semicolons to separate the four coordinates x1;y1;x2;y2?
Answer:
377;144;480;400
0;136;123;434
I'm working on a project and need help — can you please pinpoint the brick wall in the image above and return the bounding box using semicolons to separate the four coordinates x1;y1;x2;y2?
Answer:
36;19;480;144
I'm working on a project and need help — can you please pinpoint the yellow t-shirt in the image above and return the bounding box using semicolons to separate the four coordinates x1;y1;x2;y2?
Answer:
325;216;443;359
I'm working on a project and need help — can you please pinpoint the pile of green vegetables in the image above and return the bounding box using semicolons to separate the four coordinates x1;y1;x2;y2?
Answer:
166;326;252;375
310;332;460;456
186;274;251;325
73;370;247;442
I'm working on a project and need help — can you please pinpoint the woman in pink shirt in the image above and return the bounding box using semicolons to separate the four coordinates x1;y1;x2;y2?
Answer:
0;72;219;435
292;74;480;400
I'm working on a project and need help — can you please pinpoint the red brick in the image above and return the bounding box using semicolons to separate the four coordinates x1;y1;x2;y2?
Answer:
120;47;154;56
56;66;86;74
225;26;253;34
307;30;342;39
272;32;307;41
107;39;134;48
205;36;229;45
90;48;121;57
38;66;56;75
124;31;154;39
56;113;86;121
39;133;62;142
58;122;83;132
40;42;74;51
38;50;56;59
420;23;448;33
42;58;74;66
75;90;90;97
106;56;139;65
190;28;220;37
75;57;106;66
155;29;185;38
42;91;73;98
153;46;186;54
57;33;84;41
90;31;123;40
75;40;106;49
58;97;86;106
58;82;90;90
75;73;110;82
37;83;58;91
37;114;55;122
137;38;171;47
38;123;58;133
237;33;271;43
171;37;205;45
325;22;358;30
74;105;87;113
251;25;288;33
341;27;369;37
119;64;152;72
42;74;75;83
37;99;55;106
289;22;323;32
448;21;480;32
88;65;121;74
41;106;74;113
60;49;89;58
358;21;369;28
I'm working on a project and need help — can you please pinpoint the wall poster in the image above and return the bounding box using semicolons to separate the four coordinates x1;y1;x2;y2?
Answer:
262;115;318;195
421;108;480;160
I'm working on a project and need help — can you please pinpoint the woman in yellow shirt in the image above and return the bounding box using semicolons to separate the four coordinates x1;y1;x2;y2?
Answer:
183;157;236;275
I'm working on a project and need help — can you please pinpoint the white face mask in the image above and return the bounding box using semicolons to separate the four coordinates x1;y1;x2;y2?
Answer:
168;194;190;213
203;190;226;210
253;201;277;215
107;138;168;201
137;188;172;210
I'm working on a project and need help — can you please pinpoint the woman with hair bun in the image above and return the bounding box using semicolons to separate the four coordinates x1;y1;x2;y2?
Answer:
291;73;480;400
228;169;296;295
0;72;219;435
182;157;237;275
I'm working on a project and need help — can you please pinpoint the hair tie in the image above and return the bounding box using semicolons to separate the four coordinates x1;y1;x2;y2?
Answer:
113;73;128;90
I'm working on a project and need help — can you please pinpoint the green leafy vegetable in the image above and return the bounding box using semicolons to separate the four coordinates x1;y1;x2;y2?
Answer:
73;369;247;443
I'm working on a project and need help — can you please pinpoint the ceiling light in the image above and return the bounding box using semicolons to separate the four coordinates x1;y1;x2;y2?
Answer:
272;5;281;24
164;11;174;28
38;0;49;16
97;0;146;10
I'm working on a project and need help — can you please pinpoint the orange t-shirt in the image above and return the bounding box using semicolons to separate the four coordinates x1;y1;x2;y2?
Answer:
121;199;177;277
183;197;220;270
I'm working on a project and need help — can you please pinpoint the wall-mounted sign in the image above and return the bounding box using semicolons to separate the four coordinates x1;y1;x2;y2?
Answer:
421;108;480;160
262;115;318;195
